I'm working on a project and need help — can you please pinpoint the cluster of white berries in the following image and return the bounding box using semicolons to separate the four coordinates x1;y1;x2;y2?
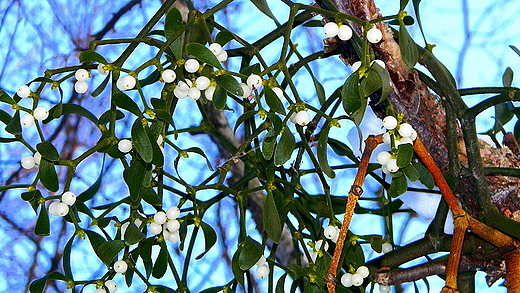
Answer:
48;191;76;217
161;42;228;101
94;280;118;293
21;152;41;169
289;110;311;126
15;85;50;128
254;255;270;279
147;207;182;244
351;59;385;72
341;265;369;287
74;68;90;94
377;116;417;174
323;22;353;41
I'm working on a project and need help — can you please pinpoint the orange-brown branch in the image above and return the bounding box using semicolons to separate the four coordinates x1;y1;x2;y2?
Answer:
326;134;383;293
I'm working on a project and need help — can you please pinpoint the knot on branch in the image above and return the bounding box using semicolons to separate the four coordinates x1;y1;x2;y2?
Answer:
350;185;363;197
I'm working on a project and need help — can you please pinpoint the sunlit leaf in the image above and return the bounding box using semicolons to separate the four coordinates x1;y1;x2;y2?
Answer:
39;159;59;192
131;118;153;163
35;204;50;236
263;191;282;243
196;221;218;259
215;74;243;97
273;127;295;166
264;86;286;114
164;7;184;59
79;50;108;64
186;43;222;69
342;72;362;115
317;123;336;179
397;143;413;167
403;163;420;181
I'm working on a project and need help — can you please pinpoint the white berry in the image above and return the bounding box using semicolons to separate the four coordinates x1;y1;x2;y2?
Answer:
324;226;338;240
62;191;76;206
121;222;129;237
294;111;310;126
168;231;180;243
184;59;200;73
161;69;176;83
341;273;353;287
377;151;391;165
255;256;267;267
246;74;263;90
382;242;393;253
386;158;399;173
75;69;89;81
372;59;385;68
240;83;251;98
21;114;35;128
166;219;180;232
118;139;132;153
153;211;167;225
351;273;364;286
398;123;414;138
409;129;417;141
205;86;216;101
356;266;369;278
94;289;106;293
195;76;211;91
188;87;201;101
116;76;136;91
113;260;128;274
149;222;163;235
98;64;109;75
166;206;180;219
21;155;36;169
367;27;383;43
315;239;329;251
255;265;270;279
323;22;339;37
209;43;223;56
379;285;391;293
17;85;31;98
383;116;398;130
338;25;353;41
351;61;362;72
74;81;88;94
33;106;49;121
216;50;228;62
272;87;284;100
174;87;189;99
33;152;41;165
382;132;391;144
54;202;69;216
104;280;118;293
399;137;413;145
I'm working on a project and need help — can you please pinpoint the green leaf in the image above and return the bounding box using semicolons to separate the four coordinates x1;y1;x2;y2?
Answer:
124;223;146;245
131;118;153;163
164;8;184;60
400;0;410;10
402;163;420;181
273;127;295;166
152;243;168;278
155;285;177;293
44;103;99;125
98;240;125;265
77;166;103;202
262;137;276;160
328;138;358;162
29;275;48;293
123;158;147;203
113;92;142;117
317;124;336;179
510;45;520;58
196;221;218;259
79;50;108;64
388;15;415;26
0;109;12;125
412;160;435;189
503;67;514;87
185;147;214;171
396;143;413;168
371;62;391;103
139;237;155;262
5;110;21;135
389;175;408;197
36;141;60;161
215;30;234;46
0;89;15;105
231;247;245;289
99;109;125;125
342;72;362;115
238;236;263;270
370;235;383;253
84;230;107;256
186;43;222;69
39;159;59;192
92;74;110;97
215;74;244;97
264;86;286;114
233;110;256;133
360;68;382;98
213;86;227;111
35;205;50;236
201;286;226;293
142;187;162;207
399;21;419;68
250;0;278;22
276;273;288;293
63;236;74;279
263;191;282;243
